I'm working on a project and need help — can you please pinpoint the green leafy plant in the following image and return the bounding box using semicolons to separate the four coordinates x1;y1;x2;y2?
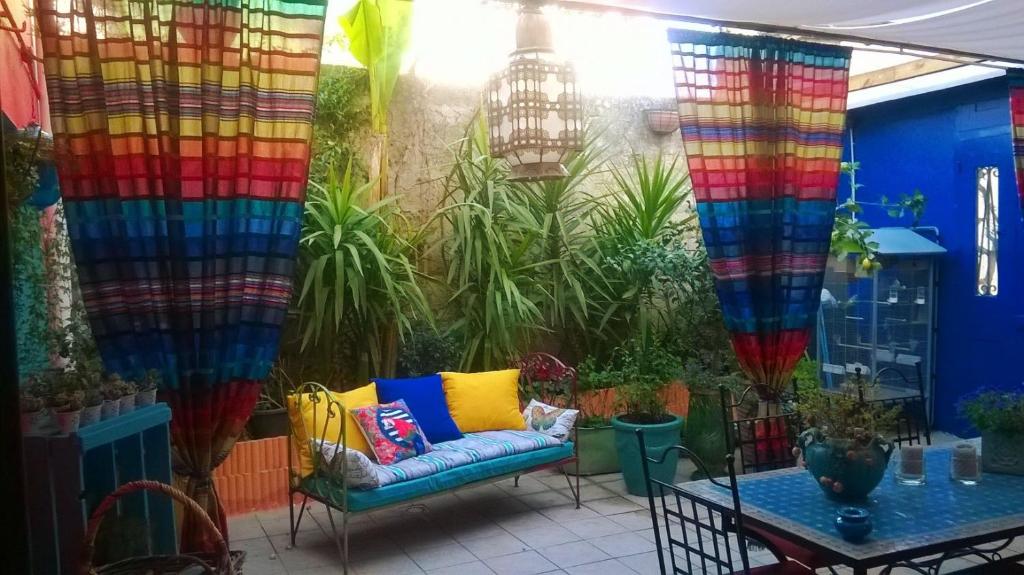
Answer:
796;386;899;442
587;154;694;348
882;189;927;227
959;388;1024;434
438;114;546;370
832;162;880;273
339;0;413;200
581;339;682;425
309;66;370;185
396;321;458;377
297;159;430;377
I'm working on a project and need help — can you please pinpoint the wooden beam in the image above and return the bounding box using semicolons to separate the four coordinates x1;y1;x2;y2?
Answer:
848;59;973;91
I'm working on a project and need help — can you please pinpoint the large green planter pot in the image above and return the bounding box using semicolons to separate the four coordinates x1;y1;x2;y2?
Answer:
797;430;893;502
612;414;685;496
564;426;620;476
685;391;728;480
982;431;1024;475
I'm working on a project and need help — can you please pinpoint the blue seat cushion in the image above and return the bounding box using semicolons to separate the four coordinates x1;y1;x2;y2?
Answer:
302;441;574;512
374;374;463;444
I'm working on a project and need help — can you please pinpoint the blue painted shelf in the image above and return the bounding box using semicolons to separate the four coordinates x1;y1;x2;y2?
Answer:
24;403;176;574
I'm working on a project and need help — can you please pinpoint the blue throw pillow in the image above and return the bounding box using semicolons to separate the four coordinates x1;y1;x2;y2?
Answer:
373;374;463;444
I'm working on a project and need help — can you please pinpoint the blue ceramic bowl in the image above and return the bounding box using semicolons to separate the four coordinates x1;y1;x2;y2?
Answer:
835;506;873;542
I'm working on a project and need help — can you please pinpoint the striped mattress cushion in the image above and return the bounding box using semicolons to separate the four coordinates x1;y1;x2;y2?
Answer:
317;430;564;490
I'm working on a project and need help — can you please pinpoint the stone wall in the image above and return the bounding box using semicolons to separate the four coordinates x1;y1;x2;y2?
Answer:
383;74;684;223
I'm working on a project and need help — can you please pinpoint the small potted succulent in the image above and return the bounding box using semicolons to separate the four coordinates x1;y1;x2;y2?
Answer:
80;387;104;427
119;378;138;414
20;388;46;435
795;384;898;501
100;375;125;420
50;389;85;435
136;369;160;407
959;387;1024;475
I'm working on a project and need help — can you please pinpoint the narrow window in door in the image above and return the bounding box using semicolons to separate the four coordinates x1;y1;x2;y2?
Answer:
976;166;999;296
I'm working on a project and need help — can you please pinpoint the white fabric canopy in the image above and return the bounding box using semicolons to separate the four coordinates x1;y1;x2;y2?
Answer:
578;0;1024;63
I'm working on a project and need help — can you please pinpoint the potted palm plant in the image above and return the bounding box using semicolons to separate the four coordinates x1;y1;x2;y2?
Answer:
603;340;684;496
960;388;1024;475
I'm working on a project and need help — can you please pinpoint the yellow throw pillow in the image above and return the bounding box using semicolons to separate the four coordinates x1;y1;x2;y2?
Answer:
440;370;525;433
286;383;378;477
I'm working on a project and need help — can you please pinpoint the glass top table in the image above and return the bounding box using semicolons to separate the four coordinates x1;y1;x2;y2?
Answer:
680;444;1024;573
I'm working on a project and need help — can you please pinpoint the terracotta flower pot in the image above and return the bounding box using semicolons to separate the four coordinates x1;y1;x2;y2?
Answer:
55;409;82;435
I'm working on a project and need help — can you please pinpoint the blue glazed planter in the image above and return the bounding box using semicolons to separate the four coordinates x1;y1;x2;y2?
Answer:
835;506;873;542
612;414;684;497
798;430;893;501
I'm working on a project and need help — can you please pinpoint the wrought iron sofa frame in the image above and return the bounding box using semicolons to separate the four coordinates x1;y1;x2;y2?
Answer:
286;353;581;573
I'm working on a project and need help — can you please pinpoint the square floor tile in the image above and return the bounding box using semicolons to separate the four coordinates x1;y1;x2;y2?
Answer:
564;558;636;574
426;559;498;574
606;510;654;531
227;514;266;541
539;504;599;523
407;542;479;571
517;490;574;510
497;510;556;533
512;524;580;549
588;532;656;558
584;497;644;516
461;532;532;560
537;540;611;568
562;517;629;539
484;550;558;575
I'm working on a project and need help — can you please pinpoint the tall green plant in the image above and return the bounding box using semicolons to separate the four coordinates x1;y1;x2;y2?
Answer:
587;154;694;349
297;159;430;379
439;115;547;371
339;0;413;200
509;137;611;349
309;66;370;185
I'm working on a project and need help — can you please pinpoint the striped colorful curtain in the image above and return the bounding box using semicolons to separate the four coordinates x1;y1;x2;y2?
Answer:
1011;71;1024;216
37;0;327;550
669;31;852;400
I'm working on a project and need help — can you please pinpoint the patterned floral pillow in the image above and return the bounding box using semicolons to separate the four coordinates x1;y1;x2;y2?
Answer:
314;439;382;489
350;399;433;465
522;399;579;440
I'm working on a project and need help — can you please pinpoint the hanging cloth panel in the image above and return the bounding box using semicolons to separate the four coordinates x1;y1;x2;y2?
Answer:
669;30;852;399
37;0;327;550
1010;71;1024;217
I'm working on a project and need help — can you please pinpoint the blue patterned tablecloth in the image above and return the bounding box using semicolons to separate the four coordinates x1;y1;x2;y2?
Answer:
681;447;1024;561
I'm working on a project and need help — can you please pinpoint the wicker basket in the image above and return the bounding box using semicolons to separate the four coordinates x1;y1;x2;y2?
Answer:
645;109;680;134
80;480;245;575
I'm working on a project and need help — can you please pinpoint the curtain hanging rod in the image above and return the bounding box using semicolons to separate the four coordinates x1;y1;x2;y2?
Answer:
548;0;1024;68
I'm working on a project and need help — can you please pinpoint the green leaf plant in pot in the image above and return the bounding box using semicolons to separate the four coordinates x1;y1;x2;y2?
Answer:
682;361;743;480
959;387;1024;475
570;358;623;476
249;363;295;439
605;340;684;496
794;384;898;501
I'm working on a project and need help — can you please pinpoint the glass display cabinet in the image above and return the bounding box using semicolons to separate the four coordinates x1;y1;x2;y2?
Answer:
812;228;946;412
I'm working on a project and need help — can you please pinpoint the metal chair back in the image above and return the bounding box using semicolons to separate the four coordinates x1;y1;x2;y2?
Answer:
719;384;802;475
866;363;931;447
636;429;752;575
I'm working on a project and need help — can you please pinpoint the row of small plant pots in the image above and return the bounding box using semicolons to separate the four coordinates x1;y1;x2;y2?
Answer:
20;370;162;436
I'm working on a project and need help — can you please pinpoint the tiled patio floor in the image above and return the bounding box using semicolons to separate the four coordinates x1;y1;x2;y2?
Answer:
227;433;1020;575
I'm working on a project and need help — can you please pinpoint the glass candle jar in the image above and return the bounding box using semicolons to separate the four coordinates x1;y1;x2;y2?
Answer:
951;443;981;485
896;445;926;485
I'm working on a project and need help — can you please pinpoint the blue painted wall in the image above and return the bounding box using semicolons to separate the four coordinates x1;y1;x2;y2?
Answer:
842;77;1024;435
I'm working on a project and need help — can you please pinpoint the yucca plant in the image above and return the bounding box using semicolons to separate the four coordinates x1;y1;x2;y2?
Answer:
508;135;612;352
438;114;548;371
297;159;430;378
587;153;694;348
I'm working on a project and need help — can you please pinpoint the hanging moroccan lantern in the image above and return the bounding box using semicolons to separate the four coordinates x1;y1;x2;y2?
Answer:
486;0;582;181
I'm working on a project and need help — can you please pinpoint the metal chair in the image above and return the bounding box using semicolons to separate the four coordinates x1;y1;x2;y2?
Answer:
636;429;812;575
719;384;802;475
865;363;931;447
